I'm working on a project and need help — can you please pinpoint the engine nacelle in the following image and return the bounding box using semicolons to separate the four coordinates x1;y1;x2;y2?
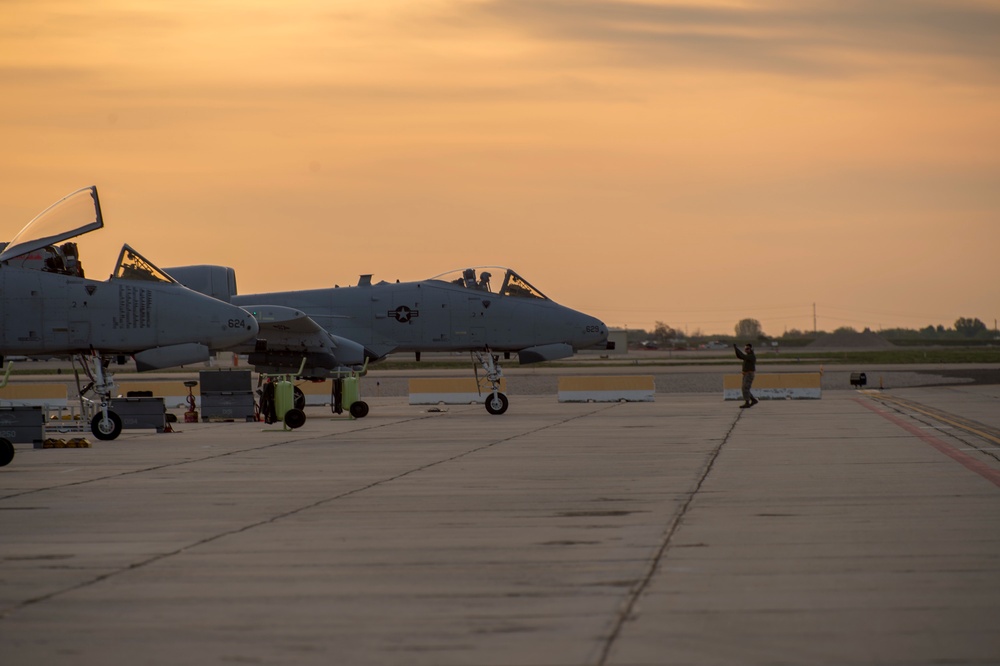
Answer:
165;265;238;303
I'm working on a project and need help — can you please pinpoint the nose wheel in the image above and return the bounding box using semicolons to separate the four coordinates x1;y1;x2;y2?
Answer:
485;391;509;415
91;410;123;440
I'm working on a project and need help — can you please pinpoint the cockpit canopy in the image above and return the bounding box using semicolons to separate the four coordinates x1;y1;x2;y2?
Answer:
0;186;102;264
429;267;549;300
0;185;176;284
112;245;176;283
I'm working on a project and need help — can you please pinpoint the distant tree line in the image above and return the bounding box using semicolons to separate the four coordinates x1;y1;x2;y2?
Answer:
882;317;995;341
628;317;996;347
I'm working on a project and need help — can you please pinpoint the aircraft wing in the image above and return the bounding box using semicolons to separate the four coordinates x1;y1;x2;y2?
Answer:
250;306;332;340
237;305;369;378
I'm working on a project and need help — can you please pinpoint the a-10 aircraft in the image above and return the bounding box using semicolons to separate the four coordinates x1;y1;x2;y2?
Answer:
0;186;259;465
167;264;611;415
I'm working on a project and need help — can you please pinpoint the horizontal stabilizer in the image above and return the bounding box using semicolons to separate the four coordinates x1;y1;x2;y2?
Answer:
134;343;210;372
518;342;574;364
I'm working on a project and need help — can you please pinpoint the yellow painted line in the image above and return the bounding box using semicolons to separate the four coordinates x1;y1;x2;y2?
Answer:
868;393;1000;447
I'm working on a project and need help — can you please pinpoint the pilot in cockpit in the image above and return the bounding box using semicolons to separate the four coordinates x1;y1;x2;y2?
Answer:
479;271;492;292
15;242;85;278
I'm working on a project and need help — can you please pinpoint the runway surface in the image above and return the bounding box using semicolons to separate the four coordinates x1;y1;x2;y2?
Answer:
2;385;999;665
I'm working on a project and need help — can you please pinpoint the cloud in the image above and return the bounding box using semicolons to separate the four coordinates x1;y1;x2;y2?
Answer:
468;0;1000;79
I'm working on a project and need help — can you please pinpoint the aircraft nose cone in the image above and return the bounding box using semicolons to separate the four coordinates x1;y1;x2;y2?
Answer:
589;315;608;339
214;303;259;348
572;312;609;350
245;311;260;337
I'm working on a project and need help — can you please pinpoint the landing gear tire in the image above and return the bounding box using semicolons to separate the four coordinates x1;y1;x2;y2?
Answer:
0;437;14;467
485;392;509;415
349;401;369;418
293;386;305;411
283;408;306;430
91;411;123;440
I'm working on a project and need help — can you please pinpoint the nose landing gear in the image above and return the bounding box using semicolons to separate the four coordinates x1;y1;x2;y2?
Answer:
475;350;509;415
76;351;124;440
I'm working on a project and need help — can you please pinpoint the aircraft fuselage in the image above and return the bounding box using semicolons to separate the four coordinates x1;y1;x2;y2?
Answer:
230;274;607;361
0;268;255;357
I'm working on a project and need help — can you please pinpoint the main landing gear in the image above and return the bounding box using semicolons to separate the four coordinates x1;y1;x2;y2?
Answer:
475;350;509;415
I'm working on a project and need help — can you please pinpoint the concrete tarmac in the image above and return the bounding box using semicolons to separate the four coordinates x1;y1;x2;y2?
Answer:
1;386;999;665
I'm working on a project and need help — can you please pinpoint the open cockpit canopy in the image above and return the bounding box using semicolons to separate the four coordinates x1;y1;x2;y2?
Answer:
0;186;175;284
429;267;548;300
0;186;103;264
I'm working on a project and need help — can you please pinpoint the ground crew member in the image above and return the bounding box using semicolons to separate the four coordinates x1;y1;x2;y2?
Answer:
734;342;758;408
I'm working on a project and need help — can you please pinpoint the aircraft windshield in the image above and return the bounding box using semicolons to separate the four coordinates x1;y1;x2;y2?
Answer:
428;267;549;300
502;271;547;299
0;186;103;263
112;245;176;283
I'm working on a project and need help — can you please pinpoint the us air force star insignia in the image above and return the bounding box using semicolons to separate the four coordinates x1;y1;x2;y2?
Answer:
389;305;419;323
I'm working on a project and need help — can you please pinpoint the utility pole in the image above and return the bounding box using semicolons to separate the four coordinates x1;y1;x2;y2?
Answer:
813;303;817;334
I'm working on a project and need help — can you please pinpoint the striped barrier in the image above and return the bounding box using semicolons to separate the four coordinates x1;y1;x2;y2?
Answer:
409;377;508;405
723;373;822;400
0;383;69;408
558;376;655;403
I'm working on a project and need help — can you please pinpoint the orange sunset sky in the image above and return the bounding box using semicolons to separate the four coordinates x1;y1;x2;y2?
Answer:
2;0;998;336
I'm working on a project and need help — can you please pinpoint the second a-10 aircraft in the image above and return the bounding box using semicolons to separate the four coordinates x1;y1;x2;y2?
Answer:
167;265;612;415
